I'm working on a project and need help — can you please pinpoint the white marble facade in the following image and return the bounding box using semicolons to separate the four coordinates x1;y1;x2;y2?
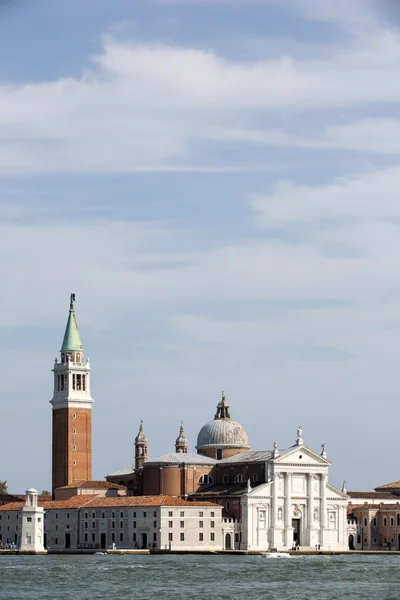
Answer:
240;439;348;551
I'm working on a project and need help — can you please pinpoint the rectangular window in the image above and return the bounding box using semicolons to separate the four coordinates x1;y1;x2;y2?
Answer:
373;518;377;526
120;512;124;518
211;512;214;517
120;533;123;542
223;475;227;483
112;512;115;518
112;533;115;542
168;511;173;517
112;521;115;529
133;512;136;518
391;517;394;527
120;521;123;529
357;534;361;544
180;533;184;541
210;533;215;542
55;513;59;519
384;517;387;527
211;521;215;528
38;518;41;523
27;517;32;523
67;513;70;519
143;512;147;518
84;533;88;542
82;375;86;391
133;521;136;529
92;533;96;542
85;522;88;529
180;511;184;517
169;521;173;528
76;374;82;391
102;513;105;519
168;533;173;542
364;518;367;526
72;374;76;390
199;533;203;541
92;513;95;519
154;511;157;517
153;533;157;542
133;533;136;542
55;538;58;545
180;521;184;528
199;521;203;528
199;512;203;517
92;522;96;529
85;513;88;519
153;521;157;528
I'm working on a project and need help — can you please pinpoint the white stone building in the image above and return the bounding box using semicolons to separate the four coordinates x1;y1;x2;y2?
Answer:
19;489;45;553
239;439;348;551
0;495;223;552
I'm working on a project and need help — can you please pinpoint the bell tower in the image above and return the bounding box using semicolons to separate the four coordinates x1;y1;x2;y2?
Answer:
50;294;94;494
135;421;148;471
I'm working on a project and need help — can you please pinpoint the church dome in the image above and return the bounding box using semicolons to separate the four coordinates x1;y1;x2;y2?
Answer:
196;392;249;451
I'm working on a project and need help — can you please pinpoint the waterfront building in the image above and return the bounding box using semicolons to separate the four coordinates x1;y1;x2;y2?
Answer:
18;489;45;553
0;495;222;552
347;482;400;550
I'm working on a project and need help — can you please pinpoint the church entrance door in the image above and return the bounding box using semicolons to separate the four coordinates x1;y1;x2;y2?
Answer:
292;519;301;546
225;533;232;550
141;533;148;549
101;533;106;549
348;534;355;550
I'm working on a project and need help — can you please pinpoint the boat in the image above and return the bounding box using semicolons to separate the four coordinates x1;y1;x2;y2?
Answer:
262;552;292;559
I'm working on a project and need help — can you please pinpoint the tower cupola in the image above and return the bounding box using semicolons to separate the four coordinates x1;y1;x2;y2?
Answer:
175;422;188;453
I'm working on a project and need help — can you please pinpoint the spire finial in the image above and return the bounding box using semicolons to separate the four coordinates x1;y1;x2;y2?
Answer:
70;293;76;310
222;390;225;402
214;390;231;419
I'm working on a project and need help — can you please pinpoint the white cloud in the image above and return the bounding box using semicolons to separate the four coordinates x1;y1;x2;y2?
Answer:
251;165;400;225
0;12;400;173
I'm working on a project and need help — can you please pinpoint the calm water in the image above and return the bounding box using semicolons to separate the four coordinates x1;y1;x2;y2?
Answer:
1;554;400;600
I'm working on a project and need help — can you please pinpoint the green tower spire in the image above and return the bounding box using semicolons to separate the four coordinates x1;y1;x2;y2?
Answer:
61;293;83;352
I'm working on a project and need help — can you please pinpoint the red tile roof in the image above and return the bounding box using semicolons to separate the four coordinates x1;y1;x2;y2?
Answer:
56;480;126;490
348;491;398;500
0;495;220;511
0;496;98;511
375;481;400;490
82;496;220;508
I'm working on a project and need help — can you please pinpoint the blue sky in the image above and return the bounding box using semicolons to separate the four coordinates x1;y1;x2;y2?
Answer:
1;0;400;492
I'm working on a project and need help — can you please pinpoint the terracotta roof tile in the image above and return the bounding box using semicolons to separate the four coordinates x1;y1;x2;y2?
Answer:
56;480;126;490
0;496;98;511
348;491;398;500
375;481;400;490
81;495;221;508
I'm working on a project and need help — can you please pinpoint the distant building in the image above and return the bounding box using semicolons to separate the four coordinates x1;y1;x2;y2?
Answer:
18;489;45;553
347;482;400;550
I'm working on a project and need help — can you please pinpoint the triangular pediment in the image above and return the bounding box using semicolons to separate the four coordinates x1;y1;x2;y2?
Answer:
274;445;329;466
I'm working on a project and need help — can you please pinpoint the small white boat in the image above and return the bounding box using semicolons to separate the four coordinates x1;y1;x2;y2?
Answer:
263;552;291;559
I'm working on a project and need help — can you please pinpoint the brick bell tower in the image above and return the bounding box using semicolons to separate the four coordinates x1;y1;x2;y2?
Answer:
50;294;94;494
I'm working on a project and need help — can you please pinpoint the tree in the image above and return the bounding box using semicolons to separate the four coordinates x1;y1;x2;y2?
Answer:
40;490;51;497
0;481;8;495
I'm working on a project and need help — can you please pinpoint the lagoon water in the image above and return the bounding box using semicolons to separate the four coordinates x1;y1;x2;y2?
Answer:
1;553;400;600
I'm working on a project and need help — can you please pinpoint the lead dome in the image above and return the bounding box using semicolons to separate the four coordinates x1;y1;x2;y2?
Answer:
196;392;249;459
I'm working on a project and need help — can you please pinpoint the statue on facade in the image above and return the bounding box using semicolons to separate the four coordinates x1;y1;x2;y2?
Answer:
296;425;303;446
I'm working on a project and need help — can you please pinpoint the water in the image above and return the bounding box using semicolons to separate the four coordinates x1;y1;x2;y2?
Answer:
1;554;400;600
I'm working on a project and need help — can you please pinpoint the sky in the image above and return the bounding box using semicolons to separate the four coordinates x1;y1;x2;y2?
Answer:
1;0;400;493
